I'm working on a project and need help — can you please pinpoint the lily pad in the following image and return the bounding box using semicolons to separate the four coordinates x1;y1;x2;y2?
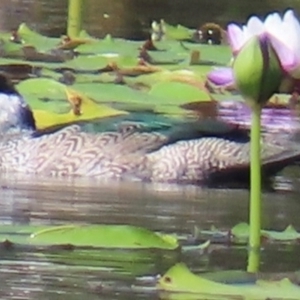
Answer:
149;81;211;103
17;78;127;129
125;68;209;92
158;263;300;300
17;23;60;51
154;40;231;65
159;21;194;41
29;224;179;249
195;223;300;245
74;82;203;117
0;224;179;278
75;34;141;56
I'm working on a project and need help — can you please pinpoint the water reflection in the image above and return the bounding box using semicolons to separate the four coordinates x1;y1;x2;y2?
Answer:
0;172;297;297
1;174;299;231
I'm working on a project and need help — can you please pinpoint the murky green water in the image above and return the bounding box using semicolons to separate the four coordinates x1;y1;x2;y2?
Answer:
0;1;300;298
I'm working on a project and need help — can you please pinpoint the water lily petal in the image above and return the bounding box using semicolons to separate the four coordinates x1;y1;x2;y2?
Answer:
266;10;300;78
207;67;235;86
283;10;300;66
268;35;299;73
246;16;265;36
264;12;283;37
227;23;245;53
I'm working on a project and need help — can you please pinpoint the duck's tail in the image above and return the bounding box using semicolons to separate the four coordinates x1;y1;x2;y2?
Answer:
207;136;300;186
127;133;300;186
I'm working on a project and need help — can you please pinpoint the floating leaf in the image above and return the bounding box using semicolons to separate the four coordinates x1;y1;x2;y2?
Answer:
73;82;197;117
149;81;211;103
162;22;194;41
158;263;300;300
195;223;300;245
17;23;60;51
182;240;210;253
262;225;300;242
29;224;179;249
129;69;208;89
75;35;141;56
0;224;178;278
17;78;127;129
0;39;24;58
231;222;250;240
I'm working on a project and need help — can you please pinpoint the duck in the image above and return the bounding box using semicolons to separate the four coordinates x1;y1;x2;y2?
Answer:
0;73;299;187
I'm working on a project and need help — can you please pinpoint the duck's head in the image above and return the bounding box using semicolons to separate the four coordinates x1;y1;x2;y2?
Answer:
0;73;36;134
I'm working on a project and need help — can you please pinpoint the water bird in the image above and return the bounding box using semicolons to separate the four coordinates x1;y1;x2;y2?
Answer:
0;73;299;187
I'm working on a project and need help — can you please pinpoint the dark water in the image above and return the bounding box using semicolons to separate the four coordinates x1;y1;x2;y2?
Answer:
0;1;300;299
1;0;300;38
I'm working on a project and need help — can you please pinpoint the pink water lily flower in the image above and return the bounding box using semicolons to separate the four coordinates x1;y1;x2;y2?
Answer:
208;9;300;87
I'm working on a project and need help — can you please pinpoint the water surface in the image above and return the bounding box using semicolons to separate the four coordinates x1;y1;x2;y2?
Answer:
0;174;299;298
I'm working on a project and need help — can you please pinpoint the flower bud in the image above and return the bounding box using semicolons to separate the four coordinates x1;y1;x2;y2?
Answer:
233;36;283;106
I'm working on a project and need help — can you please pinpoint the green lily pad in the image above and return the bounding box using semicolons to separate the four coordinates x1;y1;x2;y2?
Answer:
262;225;300;242
126;68;208;90
0;224;179;278
195;223;300;245
146;49;187;65
75;34;140;56
149;81;211;103
64;54;110;71
62;54;139;72
17;78;127;129
0;56;64;71
72;82;189;116
0;39;24;58
17;23;60;51
158;263;300;300
153;41;231;65
79;30;98;40
29;224;179;249
17;78;68;111
160;22;194;41
231;222;251;240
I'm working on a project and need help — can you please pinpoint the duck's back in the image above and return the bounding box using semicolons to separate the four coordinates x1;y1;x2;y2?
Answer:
0;124;167;178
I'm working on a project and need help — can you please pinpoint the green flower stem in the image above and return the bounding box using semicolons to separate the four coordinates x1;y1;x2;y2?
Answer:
67;0;83;38
247;103;262;273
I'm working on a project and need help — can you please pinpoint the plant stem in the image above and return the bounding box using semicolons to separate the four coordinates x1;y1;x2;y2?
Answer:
67;0;83;38
247;103;262;273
